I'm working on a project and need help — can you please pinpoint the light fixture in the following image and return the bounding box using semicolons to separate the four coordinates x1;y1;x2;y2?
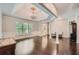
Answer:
30;7;37;19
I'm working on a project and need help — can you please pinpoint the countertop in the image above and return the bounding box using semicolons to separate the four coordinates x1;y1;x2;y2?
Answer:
0;38;16;48
0;32;47;48
0;36;40;48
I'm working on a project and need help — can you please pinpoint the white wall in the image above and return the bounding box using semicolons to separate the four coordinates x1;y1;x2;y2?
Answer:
0;10;2;38
38;22;47;35
2;15;48;38
50;18;70;38
2;15;37;38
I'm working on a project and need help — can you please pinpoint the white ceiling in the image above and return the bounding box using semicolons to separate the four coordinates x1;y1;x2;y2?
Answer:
54;3;79;18
12;3;49;21
0;3;57;21
54;3;72;16
1;3;79;21
0;3;16;14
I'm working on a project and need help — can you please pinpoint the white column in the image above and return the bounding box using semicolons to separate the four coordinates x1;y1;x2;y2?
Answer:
0;9;2;38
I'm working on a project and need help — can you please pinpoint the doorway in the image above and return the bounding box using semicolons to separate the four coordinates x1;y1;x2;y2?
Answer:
70;21;77;42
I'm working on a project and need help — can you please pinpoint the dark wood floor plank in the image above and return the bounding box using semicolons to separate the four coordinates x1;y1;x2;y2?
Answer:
30;37;79;55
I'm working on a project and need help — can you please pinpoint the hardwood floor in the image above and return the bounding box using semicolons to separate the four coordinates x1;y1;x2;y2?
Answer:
30;37;79;55
0;36;78;55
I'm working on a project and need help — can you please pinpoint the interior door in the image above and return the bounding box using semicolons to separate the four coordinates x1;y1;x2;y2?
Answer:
70;22;77;42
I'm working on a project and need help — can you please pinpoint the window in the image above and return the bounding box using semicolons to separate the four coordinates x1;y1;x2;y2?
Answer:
16;22;32;35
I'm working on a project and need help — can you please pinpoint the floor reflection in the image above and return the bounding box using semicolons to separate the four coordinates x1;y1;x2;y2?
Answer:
15;35;79;55
31;37;78;55
56;44;59;55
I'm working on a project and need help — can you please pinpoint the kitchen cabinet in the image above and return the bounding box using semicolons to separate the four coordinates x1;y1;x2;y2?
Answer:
0;44;15;55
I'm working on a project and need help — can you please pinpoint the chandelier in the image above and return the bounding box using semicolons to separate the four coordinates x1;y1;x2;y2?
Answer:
30;7;37;19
